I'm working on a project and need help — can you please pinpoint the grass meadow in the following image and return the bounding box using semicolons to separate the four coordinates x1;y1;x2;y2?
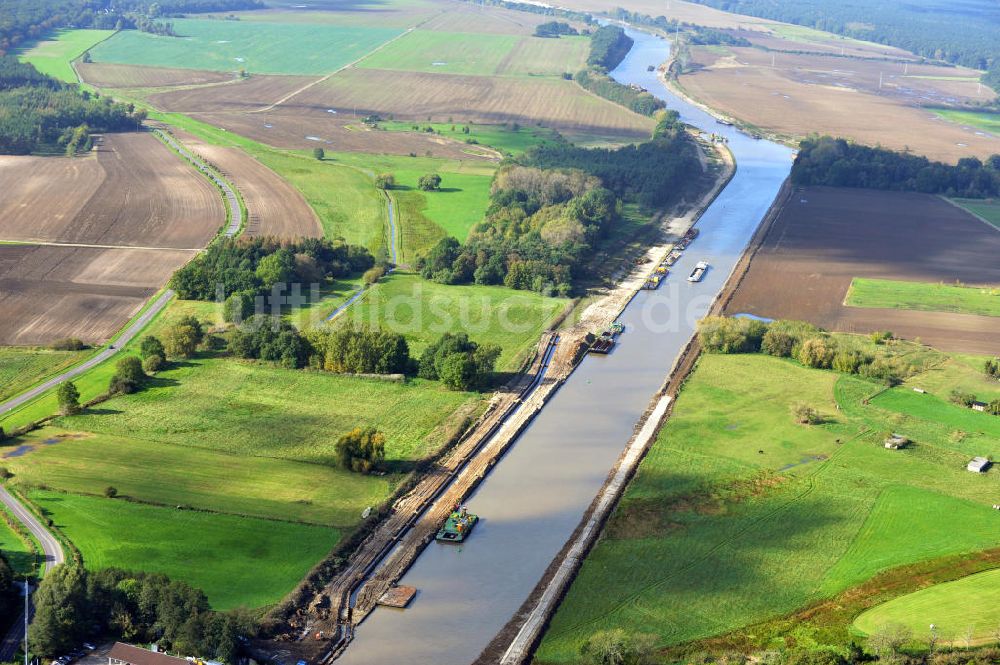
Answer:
0;347;88;403
853;568;1000;644
950;197;1000;230
332;271;567;370
935;110;1000;138
377;120;562;156
536;349;1000;662
90;19;401;75
0;508;38;576
29;489;339;609
845;277;1000;317
357;30;518;76
18;29;115;83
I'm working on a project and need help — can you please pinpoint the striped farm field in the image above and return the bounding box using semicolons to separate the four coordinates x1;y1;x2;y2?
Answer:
357;30;519;76
18;29;114;83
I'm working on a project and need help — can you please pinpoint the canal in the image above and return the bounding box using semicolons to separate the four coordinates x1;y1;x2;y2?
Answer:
337;26;793;665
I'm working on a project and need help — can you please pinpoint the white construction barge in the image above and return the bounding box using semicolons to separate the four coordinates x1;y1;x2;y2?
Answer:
687;260;709;282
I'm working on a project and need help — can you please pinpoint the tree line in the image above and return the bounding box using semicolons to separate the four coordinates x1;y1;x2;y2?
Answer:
792;136;1000;197
29;564;255;660
0;57;146;154
534;21;578;38
417;111;700;295
574;25;666;117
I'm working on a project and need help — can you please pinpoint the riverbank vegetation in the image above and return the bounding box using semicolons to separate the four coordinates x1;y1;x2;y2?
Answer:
792;136;1000;197
537;325;1000;664
574;25;665;117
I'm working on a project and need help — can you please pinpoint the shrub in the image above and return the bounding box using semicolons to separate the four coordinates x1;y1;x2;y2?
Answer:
307;326;409;375
791;403;821;425
335;427;386;473
374;173;395;190
859;357;903;386
832;350;870;374
104;486;118;498
142;354;164;373
418;332;501;391
984;357;1000;378
0;467;12;479
108;356;146;395
363;265;386;285
50;338;86;351
418;173;442;191
56;381;81;416
949;389;977;407
163;316;204;359
698;316;768;354
312;147;324;160
579;628;657;665
796;337;836;369
228;315;310;369
139;335;165;360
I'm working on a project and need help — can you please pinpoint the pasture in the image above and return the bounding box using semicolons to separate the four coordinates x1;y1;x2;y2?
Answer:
377;120;561;155
536;351;1000;662
0;509;38;576
89;19;402;75
725;187;1000;354
29;489;339;610
935;109;1000;138
950;197;1000;230
357;30;519;76
845;278;1000;317
853;568;1000;645
18;29;114;83
334;271;567;370
0;348;87;403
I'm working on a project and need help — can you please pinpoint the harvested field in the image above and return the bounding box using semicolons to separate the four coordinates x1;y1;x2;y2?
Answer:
0;244;193;346
176;131;322;239
0;133;223;248
77;62;233;88
679;46;999;162
148;74;319;114
495;35;589;77
419;3;555;35
725;186;1000;354
741;30;915;61
356;30;519;76
293;69;653;139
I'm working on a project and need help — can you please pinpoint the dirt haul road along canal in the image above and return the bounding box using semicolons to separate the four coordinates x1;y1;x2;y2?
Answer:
335;28;793;665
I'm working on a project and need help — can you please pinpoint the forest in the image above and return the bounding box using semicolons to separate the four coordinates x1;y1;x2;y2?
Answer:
586;25;633;71
417;111;700;294
0;57;146;154
0;0;263;55
684;0;1000;73
574;25;665;117
792;136;1000;197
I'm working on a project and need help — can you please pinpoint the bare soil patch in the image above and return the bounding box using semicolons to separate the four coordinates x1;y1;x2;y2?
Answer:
0;245;194;345
78;62;233;88
725;186;1000;354
148;74;319;114
680;46;998;162
294;68;652;139
176;131;323;239
0;133;223;248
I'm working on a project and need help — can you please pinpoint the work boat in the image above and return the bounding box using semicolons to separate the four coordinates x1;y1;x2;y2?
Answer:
436;506;479;542
688;261;709;282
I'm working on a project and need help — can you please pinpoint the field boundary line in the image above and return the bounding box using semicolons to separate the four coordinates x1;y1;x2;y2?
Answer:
0;240;201;251
938;195;1000;234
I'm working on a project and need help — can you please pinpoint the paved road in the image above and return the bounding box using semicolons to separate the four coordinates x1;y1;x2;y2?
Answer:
0;131;241;420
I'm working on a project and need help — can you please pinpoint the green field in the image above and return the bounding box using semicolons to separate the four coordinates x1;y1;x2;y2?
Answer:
29;489;338;609
853;568;1000;644
5;426;388;526
377;120;562;156
0;347;88;404
950;197;1000;230
935;109;1000;138
90;19;401;75
18;29;115;83
0;508;38;576
335;271;566;370
536;350;1000;662
845;278;1000;317
357;30;518;76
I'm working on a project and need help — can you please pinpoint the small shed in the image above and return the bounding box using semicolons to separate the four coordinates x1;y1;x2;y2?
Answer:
972;401;987;412
884;433;909;450
967;457;992;473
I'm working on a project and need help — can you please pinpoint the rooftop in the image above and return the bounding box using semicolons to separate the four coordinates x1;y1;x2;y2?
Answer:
109;643;189;665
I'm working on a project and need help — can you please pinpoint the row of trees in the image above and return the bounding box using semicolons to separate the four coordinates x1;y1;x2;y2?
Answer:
534;21;578;38
0;58;146;154
792;136;1000;197
29;564;255;660
587;25;633;70
573;25;666;117
171;236;375;305
698;317;914;385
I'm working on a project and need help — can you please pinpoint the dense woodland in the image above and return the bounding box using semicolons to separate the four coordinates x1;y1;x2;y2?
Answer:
0;0;263;54
418;112;699;294
170;236;375;305
574;25;665;117
0;57;146;154
29;565;255;659
793;136;1000;197
683;0;1000;80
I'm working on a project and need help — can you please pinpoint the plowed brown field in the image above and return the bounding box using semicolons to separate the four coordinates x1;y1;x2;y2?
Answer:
725;186;1000;354
178;132;323;239
78;62;233;88
0;245;195;345
0;133;223;248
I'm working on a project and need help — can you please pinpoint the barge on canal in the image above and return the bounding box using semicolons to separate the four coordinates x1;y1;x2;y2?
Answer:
436;506;478;543
688;261;709;283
